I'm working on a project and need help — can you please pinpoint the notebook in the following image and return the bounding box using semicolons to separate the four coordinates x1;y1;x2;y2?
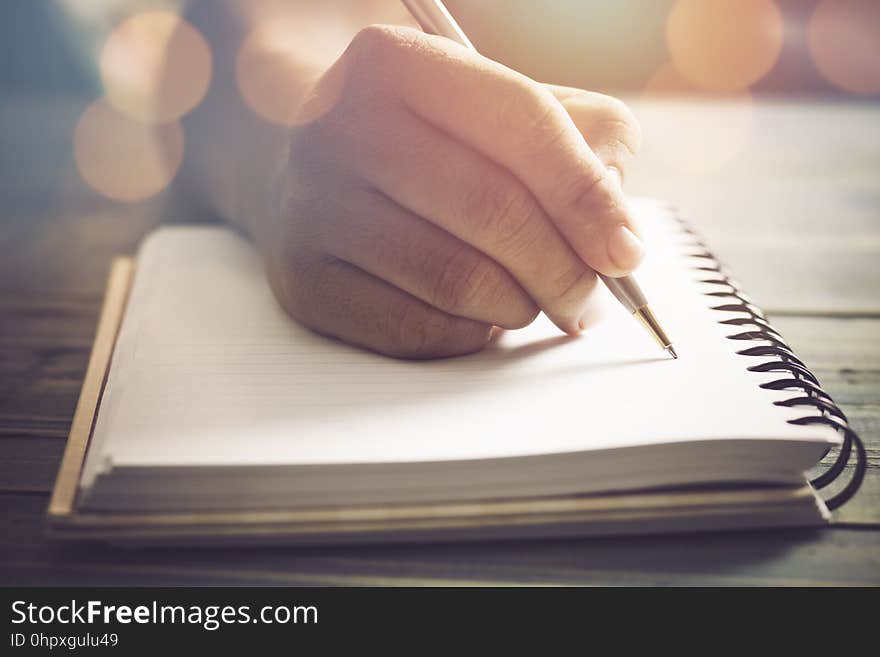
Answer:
47;199;865;545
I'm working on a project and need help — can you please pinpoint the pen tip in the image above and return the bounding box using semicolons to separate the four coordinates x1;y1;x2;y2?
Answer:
667;346;678;360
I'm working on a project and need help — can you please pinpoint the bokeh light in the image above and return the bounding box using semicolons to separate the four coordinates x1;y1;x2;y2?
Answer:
99;11;212;124
666;0;784;92
638;63;755;173
236;21;348;126
808;0;880;96
74;99;184;202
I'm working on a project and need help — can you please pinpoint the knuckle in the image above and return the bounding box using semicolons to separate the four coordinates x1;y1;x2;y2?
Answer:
390;302;489;359
485;275;540;329
593;96;642;157
348;24;414;72
553;263;598;309
463;180;540;257
503;85;569;152
427;246;539;330
429;247;491;313
596;95;635;124
472;268;539;330
391;302;441;359
390;303;444;359
351;24;400;53
504;299;540;330
557;165;615;217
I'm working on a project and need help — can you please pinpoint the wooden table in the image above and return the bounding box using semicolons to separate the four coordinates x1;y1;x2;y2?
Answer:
1;97;878;585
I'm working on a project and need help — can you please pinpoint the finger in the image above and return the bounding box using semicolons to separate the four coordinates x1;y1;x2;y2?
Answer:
335;105;598;334
268;253;494;359
317;187;539;329
346;25;643;277
545;85;642;182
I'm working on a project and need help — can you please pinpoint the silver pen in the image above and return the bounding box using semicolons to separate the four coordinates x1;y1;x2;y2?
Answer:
401;0;677;359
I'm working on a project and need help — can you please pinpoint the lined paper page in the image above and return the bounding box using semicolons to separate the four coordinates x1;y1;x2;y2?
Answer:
81;200;837;486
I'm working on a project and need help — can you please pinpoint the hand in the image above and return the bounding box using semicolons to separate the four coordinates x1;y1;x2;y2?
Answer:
258;25;642;359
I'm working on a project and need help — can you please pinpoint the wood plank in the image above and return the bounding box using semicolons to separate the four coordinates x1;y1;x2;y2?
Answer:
799;370;878;407
770;316;880;523
0;303;100;348
1;493;878;586
0;437;65;493
4;96;878;315
0;204;162;302
769;317;880;371
832;477;880;526
628;99;880;314
2;95;879;584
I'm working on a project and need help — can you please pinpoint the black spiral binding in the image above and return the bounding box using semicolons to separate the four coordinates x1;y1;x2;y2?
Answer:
669;206;866;511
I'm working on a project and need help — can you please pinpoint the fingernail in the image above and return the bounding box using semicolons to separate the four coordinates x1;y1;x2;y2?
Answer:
607;224;644;271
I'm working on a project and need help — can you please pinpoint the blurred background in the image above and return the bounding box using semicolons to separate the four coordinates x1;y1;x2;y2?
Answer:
2;3;878;568
6;0;880;98
1;0;878;207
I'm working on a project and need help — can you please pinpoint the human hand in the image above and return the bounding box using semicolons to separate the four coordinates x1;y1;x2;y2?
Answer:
258;25;642;358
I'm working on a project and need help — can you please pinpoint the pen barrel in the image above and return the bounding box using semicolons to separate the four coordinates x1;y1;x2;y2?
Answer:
401;0;476;50
401;0;673;354
598;274;648;314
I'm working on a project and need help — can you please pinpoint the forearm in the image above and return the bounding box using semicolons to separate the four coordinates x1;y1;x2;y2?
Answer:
179;0;409;246
172;1;643;359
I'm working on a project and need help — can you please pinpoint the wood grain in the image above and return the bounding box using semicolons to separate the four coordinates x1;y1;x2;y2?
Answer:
1;96;878;585
3;493;879;586
629;99;880;315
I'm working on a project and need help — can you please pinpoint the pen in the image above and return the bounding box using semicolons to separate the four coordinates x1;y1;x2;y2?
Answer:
401;0;677;358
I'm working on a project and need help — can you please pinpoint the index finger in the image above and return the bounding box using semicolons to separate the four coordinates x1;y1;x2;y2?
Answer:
350;25;643;277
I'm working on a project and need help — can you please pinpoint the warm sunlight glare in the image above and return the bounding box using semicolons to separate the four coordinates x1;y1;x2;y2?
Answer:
74;99;184;202
99;11;212;124
666;0;783;92
808;0;880;96
236;21;347;126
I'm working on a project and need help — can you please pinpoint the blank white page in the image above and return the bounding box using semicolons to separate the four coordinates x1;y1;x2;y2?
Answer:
80;200;837;487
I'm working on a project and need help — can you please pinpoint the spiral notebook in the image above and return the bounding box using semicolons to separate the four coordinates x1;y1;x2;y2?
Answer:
47;200;865;545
